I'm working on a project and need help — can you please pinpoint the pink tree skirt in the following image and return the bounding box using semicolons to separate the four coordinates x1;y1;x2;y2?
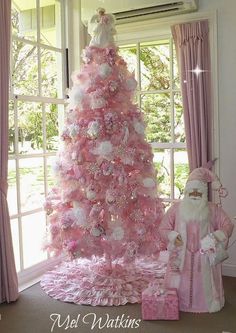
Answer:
40;256;167;306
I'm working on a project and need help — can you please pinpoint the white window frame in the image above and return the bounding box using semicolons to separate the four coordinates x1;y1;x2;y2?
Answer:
119;37;187;205
9;0;68;287
116;9;219;204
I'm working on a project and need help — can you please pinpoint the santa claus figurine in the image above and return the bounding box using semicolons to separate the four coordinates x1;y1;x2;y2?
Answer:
159;167;234;313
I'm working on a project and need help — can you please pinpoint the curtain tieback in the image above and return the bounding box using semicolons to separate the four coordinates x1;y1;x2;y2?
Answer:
0;178;8;197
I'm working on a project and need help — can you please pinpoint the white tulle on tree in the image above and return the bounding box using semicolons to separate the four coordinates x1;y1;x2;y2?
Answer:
41;8;165;306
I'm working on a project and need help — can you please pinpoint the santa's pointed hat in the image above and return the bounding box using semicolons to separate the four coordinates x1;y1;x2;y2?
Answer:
185;167;228;206
187;167;221;190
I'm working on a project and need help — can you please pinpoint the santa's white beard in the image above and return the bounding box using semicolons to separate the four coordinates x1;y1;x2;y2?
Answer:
179;193;209;223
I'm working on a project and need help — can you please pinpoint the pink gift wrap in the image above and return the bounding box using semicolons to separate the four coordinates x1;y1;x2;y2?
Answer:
142;288;179;320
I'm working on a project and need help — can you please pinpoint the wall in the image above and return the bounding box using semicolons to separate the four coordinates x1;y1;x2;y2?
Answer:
197;0;236;275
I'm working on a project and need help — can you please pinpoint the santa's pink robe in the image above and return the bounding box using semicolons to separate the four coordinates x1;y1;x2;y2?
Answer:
159;202;234;313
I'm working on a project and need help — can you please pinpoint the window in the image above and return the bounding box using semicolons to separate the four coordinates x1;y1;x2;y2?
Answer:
9;0;66;273
119;39;189;209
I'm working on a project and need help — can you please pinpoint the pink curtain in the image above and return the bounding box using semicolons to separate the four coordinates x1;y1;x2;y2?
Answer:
0;0;19;303
171;20;212;171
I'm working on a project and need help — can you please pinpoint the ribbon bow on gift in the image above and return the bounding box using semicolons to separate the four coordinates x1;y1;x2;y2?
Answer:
146;281;165;296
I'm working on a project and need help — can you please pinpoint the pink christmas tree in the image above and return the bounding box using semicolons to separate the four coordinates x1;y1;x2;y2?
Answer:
44;9;164;266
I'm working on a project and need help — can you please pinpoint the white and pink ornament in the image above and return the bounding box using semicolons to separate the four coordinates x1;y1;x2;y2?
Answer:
69;86;84;107
133;121;145;135
72;206;87;227
143;177;156;188
68;124;80;138
87;120;100;139
86;186;97;201
105;189;117;204
99;63;112;79
91;140;113;157
112;226;124;241
124;77;137;91
91;224;105;237
90;95;107;109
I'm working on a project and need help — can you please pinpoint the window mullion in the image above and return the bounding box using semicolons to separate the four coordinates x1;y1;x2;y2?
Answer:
170;38;175;200
10;208;44;220
170;38;175;142
170;148;175;200
9;30;14;99
136;42;142;111
42;102;48;197
9;152;57;160
36;0;42;97
12;36;64;53
140;89;172;95
14;98;24;271
137;42;141;93
61;0;67;93
12;94;65;104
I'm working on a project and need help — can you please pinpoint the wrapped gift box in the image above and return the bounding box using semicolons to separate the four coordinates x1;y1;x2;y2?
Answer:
142;284;179;320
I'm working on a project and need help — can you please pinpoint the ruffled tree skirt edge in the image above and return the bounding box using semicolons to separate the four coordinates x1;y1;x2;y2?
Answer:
40;253;168;306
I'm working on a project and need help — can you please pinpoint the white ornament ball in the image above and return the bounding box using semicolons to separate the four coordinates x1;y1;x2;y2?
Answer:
133;121;145;135
125;77;137;91
92;140;113;156
87;120;100;139
99;63;112;79
143;177;156;188
90;225;105;237
69;86;84;105
105;190;116;204
73;207;87;227
90;96;106;109
68;124;80;137
86;188;97;200
90;227;101;237
112;226;124;240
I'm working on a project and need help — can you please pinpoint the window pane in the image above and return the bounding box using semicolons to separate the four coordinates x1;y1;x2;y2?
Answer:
41;48;63;98
10;218;21;273
12;0;37;42
174;92;185;142
153;148;171;198
22;211;47;268
45;104;64;152
140;41;170;91
17;102;43;154
46;155;57;191
39;0;62;48
141;93;171;143
119;46;137;76
19;157;45;212
174;149;189;199
12;41;38;96
173;45;180;89
8;160;18;216
9;101;15;156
